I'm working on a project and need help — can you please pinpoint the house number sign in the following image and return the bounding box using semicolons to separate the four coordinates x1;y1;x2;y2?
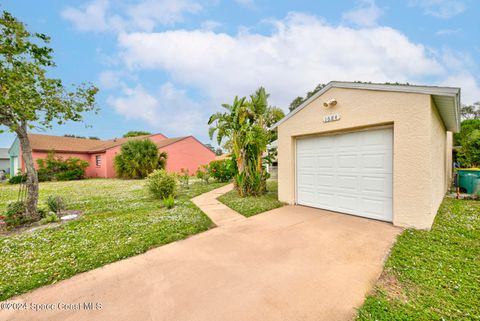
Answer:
323;114;341;123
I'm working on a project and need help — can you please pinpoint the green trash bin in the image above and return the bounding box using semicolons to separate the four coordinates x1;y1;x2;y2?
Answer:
457;169;480;194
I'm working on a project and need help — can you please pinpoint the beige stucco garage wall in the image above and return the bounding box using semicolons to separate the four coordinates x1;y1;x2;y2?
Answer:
430;98;452;222
277;87;450;229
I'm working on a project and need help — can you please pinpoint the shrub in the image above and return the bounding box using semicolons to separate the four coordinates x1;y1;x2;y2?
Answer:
8;174;26;184
56;169;84;181
209;159;235;182
163;195;175;209
3;201;30;227
40;213;60;224
146;169;177;199
37;205;49;219
114;139;168;179
457;129;480;168
196;165;210;184
36;151;89;181
46;195;66;214
179;168;190;188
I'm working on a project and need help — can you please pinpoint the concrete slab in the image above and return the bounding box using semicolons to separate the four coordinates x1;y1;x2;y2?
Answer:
0;203;401;321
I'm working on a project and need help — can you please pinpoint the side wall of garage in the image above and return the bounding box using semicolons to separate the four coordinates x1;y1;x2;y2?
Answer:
430;98;452;224
277;87;442;229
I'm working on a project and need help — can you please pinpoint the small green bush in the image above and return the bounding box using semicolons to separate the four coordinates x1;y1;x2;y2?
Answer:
114;139;168;179
8;174;26;184
163;195;175;209
37;151;89;181
37;205;49;219
40;213;60;224
209;159;235;182
146;169;177;199
179;168;190;188
3;201;30;227
46;195;66;214
196;165;210;184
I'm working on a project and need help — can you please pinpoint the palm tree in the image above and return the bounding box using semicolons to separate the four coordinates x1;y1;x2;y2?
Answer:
114;139;168;179
208;88;284;196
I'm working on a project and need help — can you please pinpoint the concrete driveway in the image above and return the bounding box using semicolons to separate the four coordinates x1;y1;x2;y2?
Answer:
1;205;400;321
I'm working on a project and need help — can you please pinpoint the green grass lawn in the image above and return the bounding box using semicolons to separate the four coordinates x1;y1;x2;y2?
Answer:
217;180;284;217
357;198;480;320
0;179;225;301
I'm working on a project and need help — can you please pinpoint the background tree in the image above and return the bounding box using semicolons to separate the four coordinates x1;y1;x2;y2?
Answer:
209;87;284;196
123;131;151;138
289;84;326;112
205;143;224;156
457;127;480;167
114;139;167;179
460;102;480;120
0;11;98;219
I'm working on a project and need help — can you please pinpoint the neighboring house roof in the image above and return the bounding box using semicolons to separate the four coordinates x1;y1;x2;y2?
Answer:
27;134;162;153
155;136;189;148
0;148;9;159
272;81;461;132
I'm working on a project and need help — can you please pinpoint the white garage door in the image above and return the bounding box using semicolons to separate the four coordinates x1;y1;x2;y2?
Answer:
296;127;393;222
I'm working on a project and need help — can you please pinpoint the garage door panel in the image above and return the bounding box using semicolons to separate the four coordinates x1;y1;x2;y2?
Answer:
337;175;358;191
296;127;393;222
297;188;316;204
338;154;358;169
298;155;315;169
361;175;392;196
315;192;336;207
298;173;315;186
316;174;335;187
361;153;391;171
316;155;336;168
337;194;360;211
361;197;393;220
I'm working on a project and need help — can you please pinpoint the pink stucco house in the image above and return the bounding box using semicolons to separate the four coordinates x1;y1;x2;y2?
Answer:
11;133;216;178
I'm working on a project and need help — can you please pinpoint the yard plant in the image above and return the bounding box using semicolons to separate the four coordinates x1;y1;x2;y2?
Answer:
146;169;177;199
114;139;168;179
37;151;89;182
208;159;235;182
208;87;284;196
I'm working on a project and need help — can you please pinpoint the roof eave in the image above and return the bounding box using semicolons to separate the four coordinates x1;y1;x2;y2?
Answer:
271;81;462;131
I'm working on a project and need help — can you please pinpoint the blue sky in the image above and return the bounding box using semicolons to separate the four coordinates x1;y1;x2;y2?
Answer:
1;0;479;148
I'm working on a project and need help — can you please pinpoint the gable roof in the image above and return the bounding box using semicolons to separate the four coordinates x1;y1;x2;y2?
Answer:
272;81;461;132
155;136;189;148
27;134;163;153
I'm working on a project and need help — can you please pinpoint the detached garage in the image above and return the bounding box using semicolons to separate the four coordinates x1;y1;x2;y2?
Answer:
274;81;461;229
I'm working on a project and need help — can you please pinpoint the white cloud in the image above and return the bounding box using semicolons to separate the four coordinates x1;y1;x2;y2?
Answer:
342;0;383;27
127;0;202;31
200;20;222;31
442;73;480;104
409;0;465;18
107;83;209;136
62;0;202;33
98;70;125;89
61;0;116;32
117;13;454;108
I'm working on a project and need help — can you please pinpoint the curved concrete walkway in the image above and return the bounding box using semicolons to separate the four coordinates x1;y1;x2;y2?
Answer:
0;185;401;321
191;183;245;226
